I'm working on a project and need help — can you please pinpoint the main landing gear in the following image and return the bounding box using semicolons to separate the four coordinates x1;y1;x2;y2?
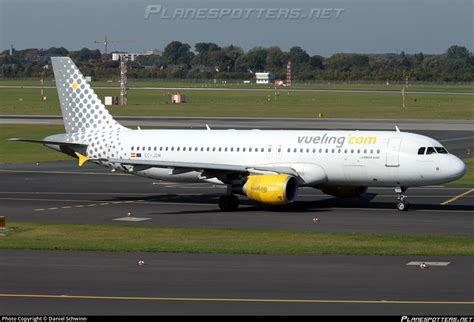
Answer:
395;186;410;211
218;194;240;211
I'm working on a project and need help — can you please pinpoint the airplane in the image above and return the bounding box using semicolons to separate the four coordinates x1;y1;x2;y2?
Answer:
10;57;467;211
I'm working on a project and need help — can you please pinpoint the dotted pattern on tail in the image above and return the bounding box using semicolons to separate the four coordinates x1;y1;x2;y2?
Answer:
51;57;129;161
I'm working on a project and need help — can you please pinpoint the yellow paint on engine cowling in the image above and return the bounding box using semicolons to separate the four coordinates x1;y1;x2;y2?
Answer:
244;174;297;206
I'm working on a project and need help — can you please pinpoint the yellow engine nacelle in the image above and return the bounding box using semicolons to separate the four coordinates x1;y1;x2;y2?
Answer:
242;174;298;205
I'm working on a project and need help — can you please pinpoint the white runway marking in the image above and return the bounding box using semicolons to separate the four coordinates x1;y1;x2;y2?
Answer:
406;262;450;266
113;217;151;222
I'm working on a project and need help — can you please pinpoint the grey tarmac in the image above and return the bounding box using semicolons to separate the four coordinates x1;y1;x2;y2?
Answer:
0;250;472;315
0;161;472;236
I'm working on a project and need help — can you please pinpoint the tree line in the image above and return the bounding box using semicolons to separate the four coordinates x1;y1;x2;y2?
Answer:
0;42;472;82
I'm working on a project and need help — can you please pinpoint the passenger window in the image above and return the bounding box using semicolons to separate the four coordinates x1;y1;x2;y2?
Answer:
426;147;436;155
435;147;448;154
154;147;157;151
249;148;252;152
331;149;335;153
160;147;163;151
261;148;264;152
165;147;168;151
237;147;240;152
418;147;426;155
294;148;297;153
306;148;310;153
131;146;134;151
218;147;222;152
212;147;216;152
300;148;303;153
177;147;180;151
137;147;140;151
243;148;246;152
287;148;291;153
230;147;234;152
148;147;151;151
207;147;210;152
171;147;174;151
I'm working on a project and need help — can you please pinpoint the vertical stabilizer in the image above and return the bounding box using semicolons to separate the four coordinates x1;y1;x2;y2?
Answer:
51;57;124;134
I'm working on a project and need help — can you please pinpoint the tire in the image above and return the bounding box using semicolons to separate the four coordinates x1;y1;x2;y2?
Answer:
397;202;408;211
219;195;239;211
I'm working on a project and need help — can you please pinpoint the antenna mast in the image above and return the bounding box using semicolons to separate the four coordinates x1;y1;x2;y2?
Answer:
119;54;128;105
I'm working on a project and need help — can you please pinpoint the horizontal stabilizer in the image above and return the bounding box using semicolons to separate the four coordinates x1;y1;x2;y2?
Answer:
8;138;87;147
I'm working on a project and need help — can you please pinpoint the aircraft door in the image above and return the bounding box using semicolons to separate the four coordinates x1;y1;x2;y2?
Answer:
385;138;402;167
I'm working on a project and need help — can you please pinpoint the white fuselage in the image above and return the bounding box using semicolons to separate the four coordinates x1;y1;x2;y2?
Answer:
97;129;466;187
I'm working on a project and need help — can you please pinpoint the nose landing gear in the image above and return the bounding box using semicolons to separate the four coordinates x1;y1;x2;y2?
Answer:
395;186;410;211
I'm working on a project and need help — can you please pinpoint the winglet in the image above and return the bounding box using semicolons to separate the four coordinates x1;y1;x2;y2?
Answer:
395;125;400;132
206;124;211;131
75;152;89;167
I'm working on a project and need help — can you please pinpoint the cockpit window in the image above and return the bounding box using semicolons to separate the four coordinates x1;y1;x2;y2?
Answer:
426;147;436;155
417;147;426;155
435;147;448;154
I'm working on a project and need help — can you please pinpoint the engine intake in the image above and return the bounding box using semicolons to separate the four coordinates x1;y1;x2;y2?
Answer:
242;174;298;205
320;186;368;198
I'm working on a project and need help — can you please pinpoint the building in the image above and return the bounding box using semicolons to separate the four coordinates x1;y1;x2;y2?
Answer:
255;72;272;84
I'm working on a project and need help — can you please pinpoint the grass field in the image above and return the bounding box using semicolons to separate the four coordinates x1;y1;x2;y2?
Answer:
0;84;473;119
1;222;473;256
0;124;69;163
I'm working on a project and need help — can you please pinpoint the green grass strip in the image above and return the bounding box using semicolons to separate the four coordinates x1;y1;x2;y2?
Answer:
1;222;473;256
0;124;69;163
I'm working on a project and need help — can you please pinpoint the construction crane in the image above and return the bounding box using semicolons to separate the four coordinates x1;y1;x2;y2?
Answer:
94;35;133;54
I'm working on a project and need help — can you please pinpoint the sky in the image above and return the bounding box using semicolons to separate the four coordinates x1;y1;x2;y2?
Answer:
0;0;472;56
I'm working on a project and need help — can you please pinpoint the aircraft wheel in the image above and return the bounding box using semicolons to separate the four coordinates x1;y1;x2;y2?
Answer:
397;202;409;211
218;194;240;211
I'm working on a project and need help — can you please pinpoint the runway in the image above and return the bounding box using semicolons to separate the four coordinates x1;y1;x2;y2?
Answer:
1;250;473;315
0;161;473;236
1;84;473;96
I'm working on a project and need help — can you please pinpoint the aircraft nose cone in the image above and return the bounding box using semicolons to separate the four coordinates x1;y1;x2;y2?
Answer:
450;156;467;180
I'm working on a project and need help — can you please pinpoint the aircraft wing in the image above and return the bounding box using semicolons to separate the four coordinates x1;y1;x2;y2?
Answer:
109;158;298;176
